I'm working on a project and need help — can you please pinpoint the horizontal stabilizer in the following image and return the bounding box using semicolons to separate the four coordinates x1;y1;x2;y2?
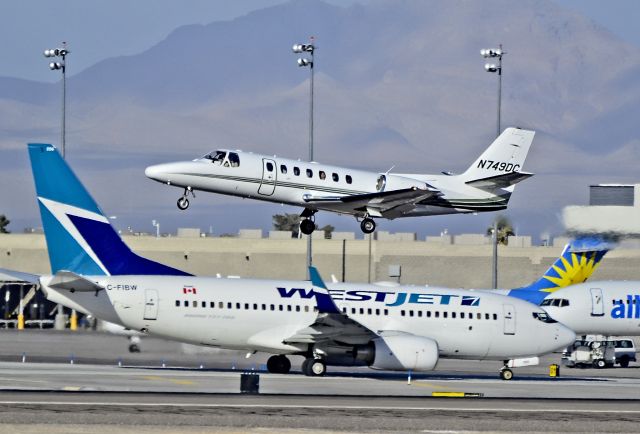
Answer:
49;271;105;292
0;268;40;284
466;171;534;191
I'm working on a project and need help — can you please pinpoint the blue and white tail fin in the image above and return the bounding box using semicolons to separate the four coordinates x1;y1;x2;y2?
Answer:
506;236;610;304
28;143;190;276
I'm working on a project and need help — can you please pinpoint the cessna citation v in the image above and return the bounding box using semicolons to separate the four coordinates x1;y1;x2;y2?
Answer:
145;128;535;234
14;143;572;380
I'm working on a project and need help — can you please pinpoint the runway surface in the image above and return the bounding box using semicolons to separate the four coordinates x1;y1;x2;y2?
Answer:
1;330;639;432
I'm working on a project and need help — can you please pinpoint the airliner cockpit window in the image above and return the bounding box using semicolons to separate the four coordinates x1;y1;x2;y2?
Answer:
204;150;227;165
532;311;558;323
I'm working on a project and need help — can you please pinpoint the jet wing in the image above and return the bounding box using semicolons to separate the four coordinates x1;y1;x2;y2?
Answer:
283;267;376;346
303;187;441;218
48;271;105;293
465;171;534;191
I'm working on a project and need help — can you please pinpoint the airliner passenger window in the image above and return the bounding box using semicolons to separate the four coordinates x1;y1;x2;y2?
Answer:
228;153;240;167
306;169;313;178
493;314;498;320
280;165;287;174
294;167;300;176
210;302;215;308
266;162;274;172
202;301;206;308
193;301;198;308
175;300;180;307
460;312;465;319
346;175;353;184
184;301;188;307
332;173;339;182
319;171;326;180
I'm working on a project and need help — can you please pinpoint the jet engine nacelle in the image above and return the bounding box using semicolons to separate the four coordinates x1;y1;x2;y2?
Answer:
377;174;427;193
369;334;439;371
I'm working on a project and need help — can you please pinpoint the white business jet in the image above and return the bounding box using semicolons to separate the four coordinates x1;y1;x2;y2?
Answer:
145;128;535;234
13;143;571;380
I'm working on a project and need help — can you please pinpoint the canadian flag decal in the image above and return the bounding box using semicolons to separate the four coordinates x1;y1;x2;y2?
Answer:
183;286;197;294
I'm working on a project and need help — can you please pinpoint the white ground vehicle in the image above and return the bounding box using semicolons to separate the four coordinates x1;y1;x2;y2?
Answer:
562;340;615;369
613;339;637;368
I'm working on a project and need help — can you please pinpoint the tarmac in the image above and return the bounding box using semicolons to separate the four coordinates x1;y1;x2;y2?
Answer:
1;329;640;432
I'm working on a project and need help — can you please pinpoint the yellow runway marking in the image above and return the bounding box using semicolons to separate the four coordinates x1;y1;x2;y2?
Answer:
141;375;195;386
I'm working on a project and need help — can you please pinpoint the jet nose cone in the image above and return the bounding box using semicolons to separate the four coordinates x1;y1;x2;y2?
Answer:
145;164;169;183
556;324;576;349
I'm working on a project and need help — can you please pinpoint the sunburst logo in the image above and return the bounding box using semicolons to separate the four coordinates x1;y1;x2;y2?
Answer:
541;251;603;293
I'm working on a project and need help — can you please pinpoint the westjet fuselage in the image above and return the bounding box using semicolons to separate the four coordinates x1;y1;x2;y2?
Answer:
40;276;573;373
145;128;535;234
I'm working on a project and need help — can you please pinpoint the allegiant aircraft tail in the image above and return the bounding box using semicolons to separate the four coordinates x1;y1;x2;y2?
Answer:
28;143;190;276
505;236;610;304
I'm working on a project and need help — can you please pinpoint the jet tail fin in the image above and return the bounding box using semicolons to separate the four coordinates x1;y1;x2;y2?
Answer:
506;236;611;304
28;143;190;276
461;128;535;186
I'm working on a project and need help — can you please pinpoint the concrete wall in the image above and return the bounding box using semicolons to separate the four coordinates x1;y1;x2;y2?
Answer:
2;233;640;288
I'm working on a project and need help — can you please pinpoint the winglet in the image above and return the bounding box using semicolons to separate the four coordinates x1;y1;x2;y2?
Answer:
309;266;340;314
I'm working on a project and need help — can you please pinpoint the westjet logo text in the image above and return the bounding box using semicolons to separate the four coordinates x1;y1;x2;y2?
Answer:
611;295;640;319
276;287;480;307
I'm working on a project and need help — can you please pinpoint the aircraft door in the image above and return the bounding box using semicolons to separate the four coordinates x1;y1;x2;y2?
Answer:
502;304;516;335
590;288;604;316
143;289;159;320
258;158;277;196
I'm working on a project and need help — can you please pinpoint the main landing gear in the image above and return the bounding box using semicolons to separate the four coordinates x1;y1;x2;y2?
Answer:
177;187;195;210
359;217;376;234
301;357;327;377
266;355;291;374
299;208;317;235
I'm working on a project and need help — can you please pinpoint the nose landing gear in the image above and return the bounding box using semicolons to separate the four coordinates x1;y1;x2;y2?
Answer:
299;208;317;235
177;187;195;210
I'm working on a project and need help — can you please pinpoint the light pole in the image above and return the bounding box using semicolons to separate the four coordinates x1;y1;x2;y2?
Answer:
44;42;72;330
152;220;160;238
481;45;504;289
44;42;70;158
480;45;504;138
292;38;315;278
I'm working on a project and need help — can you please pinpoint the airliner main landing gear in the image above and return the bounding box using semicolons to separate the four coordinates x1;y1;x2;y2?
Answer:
266;355;291;374
177;187;195;210
301;357;327;376
299;208;317;235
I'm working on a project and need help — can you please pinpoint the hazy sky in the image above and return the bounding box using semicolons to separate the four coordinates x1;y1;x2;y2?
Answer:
1;1;638;82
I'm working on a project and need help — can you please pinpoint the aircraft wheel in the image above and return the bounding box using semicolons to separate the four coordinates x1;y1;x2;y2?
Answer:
360;218;376;234
266;355;291;374
300;219;315;235
177;197;190;210
499;368;513;380
303;358;326;377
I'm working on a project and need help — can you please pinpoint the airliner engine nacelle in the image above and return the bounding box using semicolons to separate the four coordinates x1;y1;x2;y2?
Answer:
369;334;439;371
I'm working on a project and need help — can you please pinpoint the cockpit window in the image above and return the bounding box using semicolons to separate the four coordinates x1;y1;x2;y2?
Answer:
532;311;557;323
204;150;227;164
228;152;240;167
540;298;569;307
